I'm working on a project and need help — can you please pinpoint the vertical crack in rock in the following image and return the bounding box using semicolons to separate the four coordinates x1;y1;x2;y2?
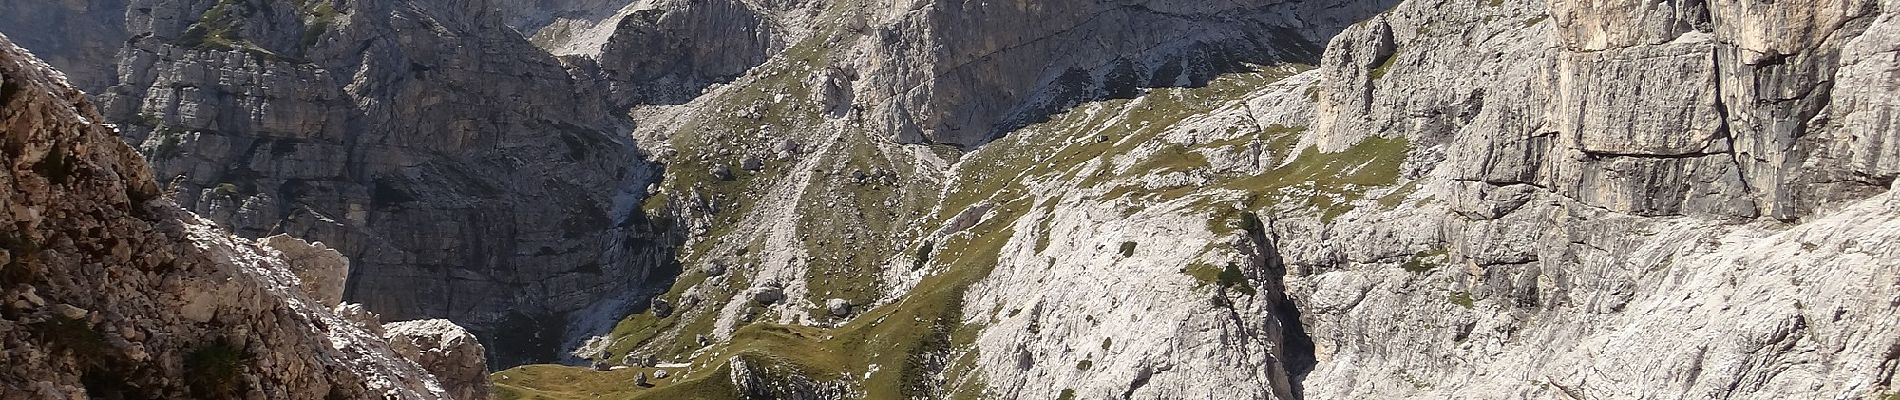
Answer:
1246;211;1317;399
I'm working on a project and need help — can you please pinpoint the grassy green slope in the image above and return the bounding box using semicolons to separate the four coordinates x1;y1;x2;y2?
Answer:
491;58;1416;399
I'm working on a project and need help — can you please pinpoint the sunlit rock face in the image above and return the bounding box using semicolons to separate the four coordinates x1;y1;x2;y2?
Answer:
5;0;1900;398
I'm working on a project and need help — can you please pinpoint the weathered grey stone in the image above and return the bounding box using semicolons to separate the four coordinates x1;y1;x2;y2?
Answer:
752;287;784;305
1;0;675;367
825;298;850;317
384;319;490;400
261;234;349;306
0;35;452;399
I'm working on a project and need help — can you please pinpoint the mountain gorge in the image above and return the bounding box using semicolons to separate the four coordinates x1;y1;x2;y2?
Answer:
2;0;1898;398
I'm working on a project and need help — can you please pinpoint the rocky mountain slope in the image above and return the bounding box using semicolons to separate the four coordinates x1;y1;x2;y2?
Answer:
0;33;487;399
0;0;678;366
494;0;1900;397
4;0;1899;398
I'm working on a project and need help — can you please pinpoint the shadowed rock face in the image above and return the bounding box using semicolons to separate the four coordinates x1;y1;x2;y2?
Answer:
854;0;1399;148
0;33;456;399
0;0;677;367
0;0;129;92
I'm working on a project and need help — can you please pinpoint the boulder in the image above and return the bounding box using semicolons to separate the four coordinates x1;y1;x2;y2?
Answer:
826;298;852;317
261;235;350;306
384;320;490;400
752;287;785;305
652;297;674;318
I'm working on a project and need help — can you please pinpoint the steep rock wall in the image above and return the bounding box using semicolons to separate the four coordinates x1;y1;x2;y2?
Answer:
0;33;457;399
36;0;675;367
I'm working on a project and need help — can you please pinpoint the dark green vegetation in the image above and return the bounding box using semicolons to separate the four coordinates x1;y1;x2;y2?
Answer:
185;341;247;397
180;0;339;57
1184;262;1257;296
1448;291;1476;309
1369;49;1401;80
1400;247;1447;273
28;314;109;362
180;0;248;51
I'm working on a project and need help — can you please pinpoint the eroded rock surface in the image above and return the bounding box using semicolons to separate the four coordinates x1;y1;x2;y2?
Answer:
1;0;677;366
385;319;490;400
0;33;454;399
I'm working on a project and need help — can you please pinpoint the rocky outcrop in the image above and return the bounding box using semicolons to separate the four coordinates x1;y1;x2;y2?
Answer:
514;0;1900;397
0;33;452;399
853;0;1397;147
385;319;490;400
1321;0;1898;221
1279;0;1900;397
0;0;681;367
592;0;774;106
261;234;348;306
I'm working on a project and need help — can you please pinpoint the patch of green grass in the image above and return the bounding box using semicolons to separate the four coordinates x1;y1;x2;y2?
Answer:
1184;262;1256;296
1448;291;1476;309
1369;50;1401;81
499;201;1029;399
1118;241;1137;258
1400;247;1447;273
152;128;184;158
493;364;729;400
1121;144;1209;177
299;0;339;48
1031;198;1060;253
1076;359;1092;371
1377;180;1419;209
1101;338;1112;351
1229;136;1409;204
1057;388;1077;400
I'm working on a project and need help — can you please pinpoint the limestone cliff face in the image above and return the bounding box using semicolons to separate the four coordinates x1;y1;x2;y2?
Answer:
1317;0;1897;221
30;0;676;366
1277;0;1900;397
851;0;1402;147
0;34;460;399
0;0;129;92
7;0;1900;398
512;0;1900;398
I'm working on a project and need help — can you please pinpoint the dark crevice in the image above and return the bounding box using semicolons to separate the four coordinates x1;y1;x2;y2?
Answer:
0;77;20;105
1577;149;1732;160
1243;212;1315;399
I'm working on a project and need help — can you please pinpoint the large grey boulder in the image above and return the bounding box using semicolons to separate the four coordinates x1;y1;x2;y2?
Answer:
385;319;490;400
261;234;349;306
